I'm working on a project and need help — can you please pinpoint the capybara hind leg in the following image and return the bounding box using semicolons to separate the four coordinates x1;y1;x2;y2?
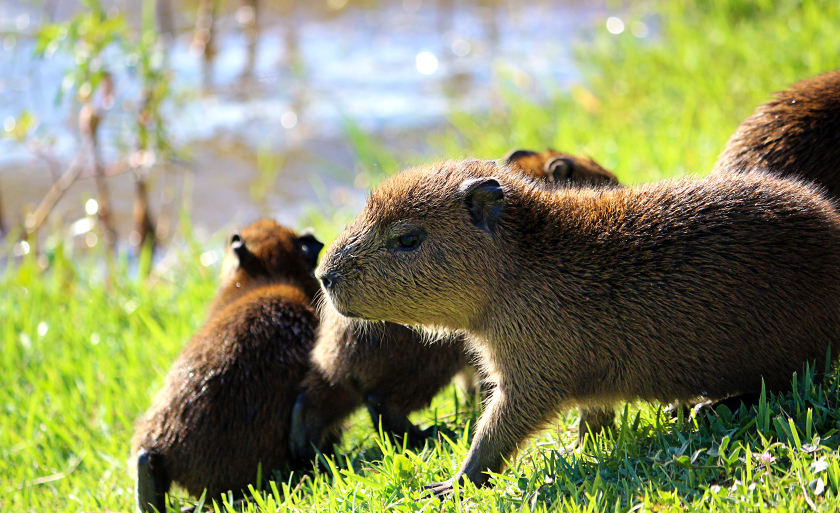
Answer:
560;406;616;453
365;392;438;449
289;374;357;462
136;448;169;513
577;405;615;447
701;393;762;417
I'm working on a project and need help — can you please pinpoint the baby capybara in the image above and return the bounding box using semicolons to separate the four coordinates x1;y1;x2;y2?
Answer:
289;304;469;460
316;159;840;496
131;220;326;512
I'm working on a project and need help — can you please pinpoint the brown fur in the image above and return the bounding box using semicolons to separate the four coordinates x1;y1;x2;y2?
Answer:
504;148;620;187
316;160;840;495
289;151;620;459
131;220;325;512
714;70;840;197
290;305;469;459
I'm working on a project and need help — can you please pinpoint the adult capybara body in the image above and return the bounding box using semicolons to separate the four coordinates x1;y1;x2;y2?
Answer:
132;220;326;512
714;70;840;197
316;160;840;495
289;151;621;459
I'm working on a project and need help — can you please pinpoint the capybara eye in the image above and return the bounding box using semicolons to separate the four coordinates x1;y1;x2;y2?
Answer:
399;233;419;248
389;228;426;252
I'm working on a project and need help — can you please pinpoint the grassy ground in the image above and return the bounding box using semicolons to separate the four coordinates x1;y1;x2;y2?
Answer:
5;0;840;511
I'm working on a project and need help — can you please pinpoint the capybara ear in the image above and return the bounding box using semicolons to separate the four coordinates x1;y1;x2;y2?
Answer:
298;230;324;270
545;156;575;182
503;148;538;166
230;232;251;266
460;177;504;233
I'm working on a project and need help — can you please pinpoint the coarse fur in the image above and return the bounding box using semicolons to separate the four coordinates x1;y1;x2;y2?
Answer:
316;159;840;495
131;220;327;512
289;150;621;459
714;70;840;197
289;305;469;460
504;148;620;187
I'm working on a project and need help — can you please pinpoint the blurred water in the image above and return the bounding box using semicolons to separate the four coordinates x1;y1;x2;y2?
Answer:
0;0;607;244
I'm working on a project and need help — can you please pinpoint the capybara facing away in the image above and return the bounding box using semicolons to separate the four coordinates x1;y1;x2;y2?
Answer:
131;220;327;512
289;151;621;461
714;70;840;198
315;159;840;496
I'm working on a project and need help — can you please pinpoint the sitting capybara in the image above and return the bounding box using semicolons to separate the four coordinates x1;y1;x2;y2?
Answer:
131;220;327;512
316;159;840;496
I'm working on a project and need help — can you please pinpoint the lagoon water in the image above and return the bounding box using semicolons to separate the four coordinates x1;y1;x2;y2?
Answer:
0;0;609;246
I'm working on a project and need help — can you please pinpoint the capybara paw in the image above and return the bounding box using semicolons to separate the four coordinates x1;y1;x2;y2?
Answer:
413;424;456;447
423;479;457;498
558;440;579;455
289;394;315;461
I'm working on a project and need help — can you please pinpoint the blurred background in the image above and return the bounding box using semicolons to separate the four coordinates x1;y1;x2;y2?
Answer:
3;0;838;263
0;0;619;259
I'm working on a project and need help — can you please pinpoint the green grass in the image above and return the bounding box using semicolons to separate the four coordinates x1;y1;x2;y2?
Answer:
436;0;840;184
0;239;217;511
6;243;840;512
5;0;840;511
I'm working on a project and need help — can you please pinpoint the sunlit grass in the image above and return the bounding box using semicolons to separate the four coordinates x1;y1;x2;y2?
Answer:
5;0;840;511
437;0;840;185
0;245;216;511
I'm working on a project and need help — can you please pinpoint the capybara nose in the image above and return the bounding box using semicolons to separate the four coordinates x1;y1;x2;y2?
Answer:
319;271;339;290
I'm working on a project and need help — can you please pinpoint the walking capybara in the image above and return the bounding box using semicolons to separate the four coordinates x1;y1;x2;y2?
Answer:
289;151;621;460
315;159;840;496
131;220;327;512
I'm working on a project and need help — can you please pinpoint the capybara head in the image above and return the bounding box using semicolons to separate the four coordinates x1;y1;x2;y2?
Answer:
219;219;323;295
504;148;619;187
317;160;526;329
